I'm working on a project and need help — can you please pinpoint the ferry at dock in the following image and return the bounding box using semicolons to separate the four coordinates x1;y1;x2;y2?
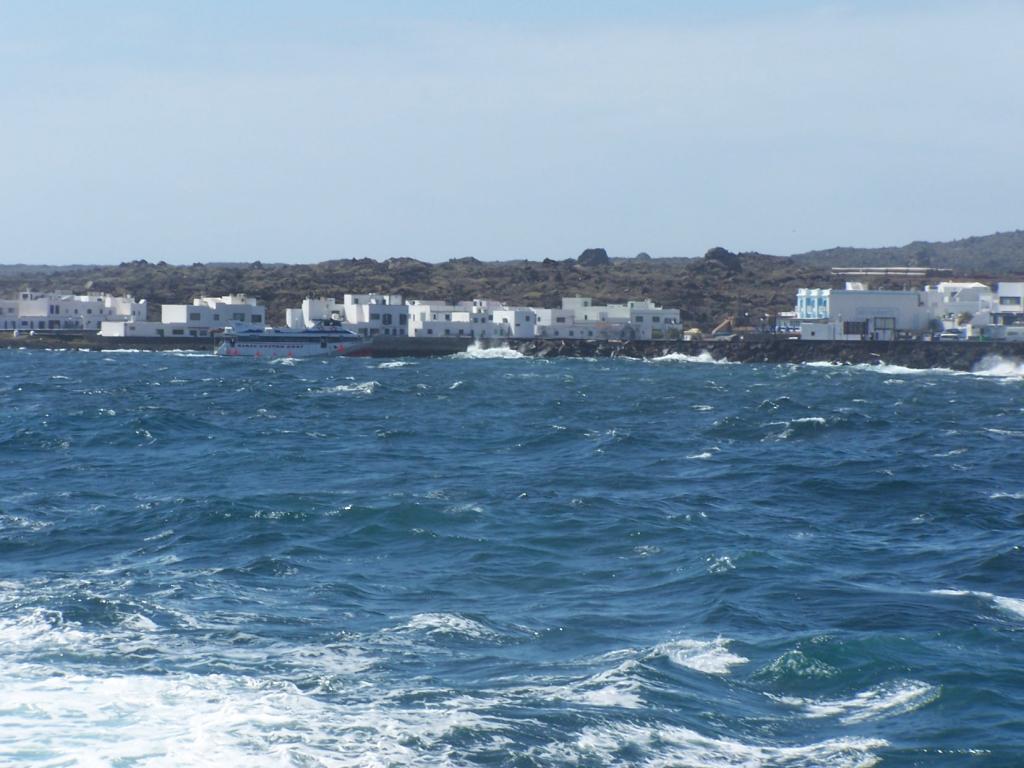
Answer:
214;321;372;358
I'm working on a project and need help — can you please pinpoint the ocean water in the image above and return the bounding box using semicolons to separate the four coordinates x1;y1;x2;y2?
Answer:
2;347;1024;767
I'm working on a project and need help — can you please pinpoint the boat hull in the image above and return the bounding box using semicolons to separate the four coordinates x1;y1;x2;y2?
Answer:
214;334;372;358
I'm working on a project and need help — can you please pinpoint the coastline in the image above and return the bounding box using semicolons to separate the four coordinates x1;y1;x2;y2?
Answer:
504;337;1024;371
3;332;1023;371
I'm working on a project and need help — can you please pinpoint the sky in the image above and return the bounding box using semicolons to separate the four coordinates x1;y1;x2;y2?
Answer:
1;1;1022;265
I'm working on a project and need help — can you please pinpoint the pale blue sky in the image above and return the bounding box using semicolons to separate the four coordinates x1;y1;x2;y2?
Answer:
1;1;1021;264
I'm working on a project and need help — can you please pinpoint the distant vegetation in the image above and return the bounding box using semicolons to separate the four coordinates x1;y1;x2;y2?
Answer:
2;231;1021;328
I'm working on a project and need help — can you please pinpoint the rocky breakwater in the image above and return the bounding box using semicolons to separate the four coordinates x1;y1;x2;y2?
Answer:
506;337;1024;372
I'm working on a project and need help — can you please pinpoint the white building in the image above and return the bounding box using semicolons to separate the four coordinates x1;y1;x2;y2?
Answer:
491;308;540;338
922;282;994;336
100;294;265;338
535;298;681;340
406;299;499;339
294;294;409;337
1;291;145;332
992;282;1024;326
797;284;933;340
797;282;1001;341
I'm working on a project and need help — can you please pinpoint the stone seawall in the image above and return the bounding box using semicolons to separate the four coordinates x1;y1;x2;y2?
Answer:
0;332;474;357
3;332;1022;371
504;338;1024;371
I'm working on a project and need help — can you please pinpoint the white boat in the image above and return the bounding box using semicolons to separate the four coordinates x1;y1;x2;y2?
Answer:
214;322;372;358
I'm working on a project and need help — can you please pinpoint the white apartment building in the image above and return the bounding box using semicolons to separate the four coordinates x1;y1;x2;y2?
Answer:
1;291;145;332
922;282;994;335
798;286;932;341
100;294;265;337
992;282;1024;326
491;308;540;338
292;294;409;337
406;299;501;338
537;298;681;340
796;282;999;340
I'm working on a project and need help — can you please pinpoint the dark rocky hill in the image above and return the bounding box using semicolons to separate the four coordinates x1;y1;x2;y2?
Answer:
0;250;826;328
3;231;1022;329
792;230;1024;275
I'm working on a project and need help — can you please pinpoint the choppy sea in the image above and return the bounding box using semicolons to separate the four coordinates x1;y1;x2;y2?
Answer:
2;346;1024;766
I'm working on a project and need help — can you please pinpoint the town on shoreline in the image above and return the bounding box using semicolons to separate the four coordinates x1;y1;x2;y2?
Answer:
1;271;1024;372
2;268;1023;345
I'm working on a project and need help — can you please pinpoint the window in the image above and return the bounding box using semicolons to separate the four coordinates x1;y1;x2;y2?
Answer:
370;313;380;320
1000;296;1022;306
233;312;245;321
843;321;868;335
214;314;220;320
172;329;184;336
87;309;92;314
427;329;433;335
399;315;407;324
445;314;451;321
652;316;661;323
189;312;201;321
382;314;392;325
445;329;451;335
251;315;262;323
556;317;565;323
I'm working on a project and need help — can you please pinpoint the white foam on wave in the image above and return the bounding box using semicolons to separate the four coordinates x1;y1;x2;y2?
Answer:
653;637;748;675
993;595;1024;618
806;355;1024;381
804;360;944;376
451;343;525;360
0;665;503;767
534;721;886;768
650;351;729;364
377;360;415;368
985;427;1024;438
121;613;159;632
515;658;645;710
773;679;939;724
971;355;1024;379
0;609;92;653
319;380;379;395
400;612;498;640
793;416;826;425
0;602;503;766
990;491;1024;499
931;588;1024;619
